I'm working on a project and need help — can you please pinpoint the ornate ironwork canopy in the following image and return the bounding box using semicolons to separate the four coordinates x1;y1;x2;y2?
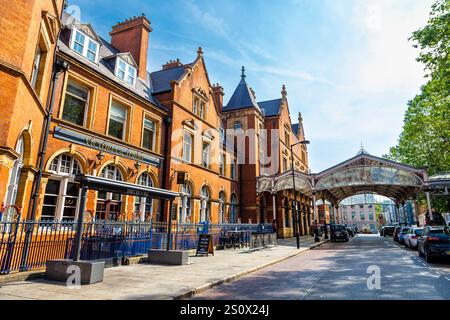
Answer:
257;151;428;205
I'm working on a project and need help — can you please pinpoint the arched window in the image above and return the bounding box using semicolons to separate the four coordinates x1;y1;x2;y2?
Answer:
200;186;211;223
179;183;192;223
219;192;225;224
230;194;237;223
5;136;24;209
233;121;242;130
42;153;83;222
96;165;123;221
134;172;154;222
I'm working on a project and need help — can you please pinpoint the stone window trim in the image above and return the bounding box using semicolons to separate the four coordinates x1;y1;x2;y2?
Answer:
105;94;134;143
192;88;209;120
30;23;52;100
41;154;83;223
141;112;162;153
59;71;98;130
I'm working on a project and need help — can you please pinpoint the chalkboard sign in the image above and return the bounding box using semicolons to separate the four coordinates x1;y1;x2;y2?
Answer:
196;234;214;256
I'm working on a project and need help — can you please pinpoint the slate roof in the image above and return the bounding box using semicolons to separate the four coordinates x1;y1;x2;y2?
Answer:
58;12;165;111
149;65;189;94
292;123;299;136
223;69;261;113
258;98;282;117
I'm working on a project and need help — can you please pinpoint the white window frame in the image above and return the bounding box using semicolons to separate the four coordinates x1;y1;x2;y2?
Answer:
179;183;192;224
5;137;24;208
202;142;211;168
43;154;83;222
63;80;90;127
114;57;137;87
70;29;100;64
31;46;42;89
142;117;156;152
108;100;128;141
183;131;194;163
134;172;154;222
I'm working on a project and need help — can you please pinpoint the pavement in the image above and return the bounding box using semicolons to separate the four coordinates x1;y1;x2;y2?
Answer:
0;235;327;300
190;234;450;300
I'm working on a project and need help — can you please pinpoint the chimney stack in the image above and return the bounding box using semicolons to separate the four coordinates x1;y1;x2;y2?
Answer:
212;83;224;109
110;14;152;80
162;59;183;70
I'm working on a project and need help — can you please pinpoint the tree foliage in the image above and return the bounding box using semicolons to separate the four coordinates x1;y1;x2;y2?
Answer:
386;0;450;211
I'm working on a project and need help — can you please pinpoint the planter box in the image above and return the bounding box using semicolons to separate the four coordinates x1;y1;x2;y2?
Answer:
46;259;105;285
148;250;189;265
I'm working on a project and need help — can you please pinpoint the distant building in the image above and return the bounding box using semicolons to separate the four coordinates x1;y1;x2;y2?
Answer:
339;203;378;233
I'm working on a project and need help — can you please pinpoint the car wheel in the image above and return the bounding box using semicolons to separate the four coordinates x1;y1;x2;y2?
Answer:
425;252;433;263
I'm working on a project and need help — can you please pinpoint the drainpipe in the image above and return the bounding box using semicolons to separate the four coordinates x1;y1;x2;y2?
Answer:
160;116;172;223
28;59;69;221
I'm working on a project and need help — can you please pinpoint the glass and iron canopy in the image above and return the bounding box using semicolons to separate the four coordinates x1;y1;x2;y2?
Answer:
257;151;428;205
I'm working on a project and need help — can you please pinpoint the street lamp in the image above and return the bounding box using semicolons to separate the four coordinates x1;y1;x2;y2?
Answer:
290;140;310;249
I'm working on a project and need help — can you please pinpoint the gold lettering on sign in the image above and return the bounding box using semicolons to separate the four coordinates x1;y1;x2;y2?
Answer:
84;137;144;162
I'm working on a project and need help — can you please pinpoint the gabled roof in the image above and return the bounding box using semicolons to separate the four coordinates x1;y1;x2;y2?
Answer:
103;52;139;69
258;98;282;117
223;67;261;113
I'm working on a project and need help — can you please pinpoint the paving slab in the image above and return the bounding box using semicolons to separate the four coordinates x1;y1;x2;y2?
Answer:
0;236;327;300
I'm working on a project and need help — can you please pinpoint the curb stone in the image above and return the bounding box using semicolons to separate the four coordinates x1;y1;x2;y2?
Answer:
173;239;330;300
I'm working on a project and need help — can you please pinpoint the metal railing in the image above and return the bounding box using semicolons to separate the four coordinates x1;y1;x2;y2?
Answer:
0;219;274;275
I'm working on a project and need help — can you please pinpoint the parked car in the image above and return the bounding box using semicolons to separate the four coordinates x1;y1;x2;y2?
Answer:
399;227;412;245
417;226;450;262
330;224;349;242
404;227;424;249
393;226;402;242
381;226;396;237
346;227;354;237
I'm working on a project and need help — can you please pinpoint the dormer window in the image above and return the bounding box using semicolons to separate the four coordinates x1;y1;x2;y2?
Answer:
115;57;137;86
70;29;99;63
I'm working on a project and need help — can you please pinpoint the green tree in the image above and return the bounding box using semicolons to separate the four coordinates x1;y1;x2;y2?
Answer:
386;0;450;211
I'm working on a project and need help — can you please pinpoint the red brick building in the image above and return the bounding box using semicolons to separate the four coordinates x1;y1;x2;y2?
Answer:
0;7;311;236
0;0;65;219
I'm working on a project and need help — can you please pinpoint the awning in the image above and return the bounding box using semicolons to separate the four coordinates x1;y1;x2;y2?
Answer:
75;174;179;200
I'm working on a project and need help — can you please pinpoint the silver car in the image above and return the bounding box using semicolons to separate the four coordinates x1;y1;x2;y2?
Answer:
404;227;424;249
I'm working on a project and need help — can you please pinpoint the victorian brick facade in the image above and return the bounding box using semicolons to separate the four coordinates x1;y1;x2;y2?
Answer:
0;7;311;235
0;0;65;218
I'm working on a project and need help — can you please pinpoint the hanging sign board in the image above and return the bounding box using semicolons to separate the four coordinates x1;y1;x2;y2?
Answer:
176;171;188;185
196;234;214;256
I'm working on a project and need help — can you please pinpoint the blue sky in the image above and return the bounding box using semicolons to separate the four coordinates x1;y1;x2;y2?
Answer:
67;0;433;172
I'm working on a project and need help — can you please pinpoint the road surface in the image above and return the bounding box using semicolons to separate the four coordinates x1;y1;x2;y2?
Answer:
190;235;450;300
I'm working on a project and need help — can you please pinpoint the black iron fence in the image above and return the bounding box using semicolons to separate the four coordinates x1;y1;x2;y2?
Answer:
0;219;274;275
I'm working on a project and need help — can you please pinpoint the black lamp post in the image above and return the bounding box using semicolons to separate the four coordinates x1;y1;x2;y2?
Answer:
290;140;310;249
